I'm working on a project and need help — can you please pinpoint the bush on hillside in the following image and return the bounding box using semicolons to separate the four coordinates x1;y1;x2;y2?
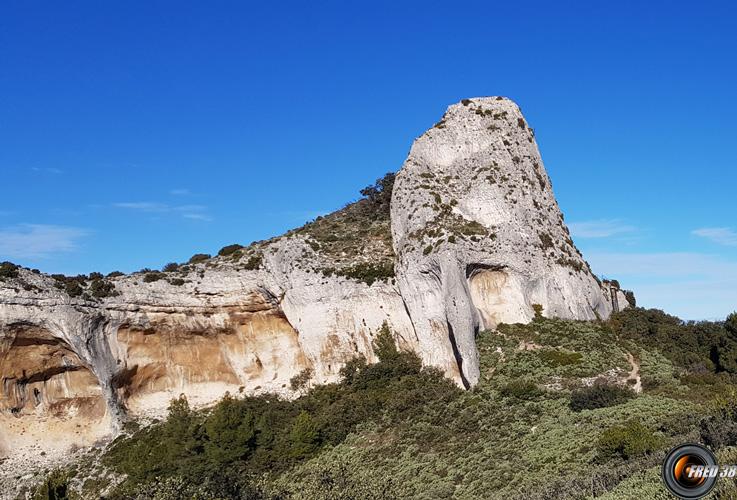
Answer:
499;380;543;400
597;421;664;460
570;383;634;412
332;261;395;286
50;274;87;298
218;244;244;257
143;272;164;283
188;253;211;264
0;261;19;279
32;469;72;500
89;278;118;298
162;262;179;272
360;172;395;213
700;404;737;449
242;254;262;271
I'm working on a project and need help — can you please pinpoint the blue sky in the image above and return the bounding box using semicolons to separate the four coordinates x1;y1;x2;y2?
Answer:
1;1;735;320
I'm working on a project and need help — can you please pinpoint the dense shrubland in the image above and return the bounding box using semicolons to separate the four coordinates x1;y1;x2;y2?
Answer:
30;308;737;499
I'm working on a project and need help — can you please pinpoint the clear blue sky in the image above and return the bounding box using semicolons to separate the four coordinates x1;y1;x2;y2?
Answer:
1;1;735;320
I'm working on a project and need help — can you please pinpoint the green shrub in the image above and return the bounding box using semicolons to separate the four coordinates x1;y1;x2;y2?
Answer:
0;261;19;279
727;312;737;335
500;379;543;400
169;278;185;286
243;254;262;271
570;383;634;412
32;469;73;500
65;281;84;297
597;421;664;460
218;244;244;257
290;368;313;391
204;394;258;464
88;272;103;280
532;303;544;320
335;261;394;286
89;279;118;298
51;274;87;297
106;271;125;278
700;405;737;449
188;253;211;264
120;474;266;500
539;348;583;367
290;411;321;458
143;272;164;283
162;262;179;272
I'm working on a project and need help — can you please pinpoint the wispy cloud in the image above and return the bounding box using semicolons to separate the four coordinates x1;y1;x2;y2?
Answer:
586;251;737;320
568;219;636;238
170;188;191;196
31;167;63;175
692;227;737;247
113;202;212;221
0;224;88;259
114;202;168;211
182;213;213;222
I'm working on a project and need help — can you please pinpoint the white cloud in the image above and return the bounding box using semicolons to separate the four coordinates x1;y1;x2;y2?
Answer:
0;224;88;259
170;188;191;196
692;227;737;247
114;202;212;221
568;219;636;238
586;251;737;320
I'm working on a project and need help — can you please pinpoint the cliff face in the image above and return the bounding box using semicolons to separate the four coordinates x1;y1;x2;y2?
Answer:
0;97;627;464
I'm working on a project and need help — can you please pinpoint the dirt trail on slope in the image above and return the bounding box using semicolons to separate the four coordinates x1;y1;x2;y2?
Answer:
626;352;642;394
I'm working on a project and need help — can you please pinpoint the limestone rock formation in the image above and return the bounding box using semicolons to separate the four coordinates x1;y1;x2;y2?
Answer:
0;96;629;466
391;97;614;387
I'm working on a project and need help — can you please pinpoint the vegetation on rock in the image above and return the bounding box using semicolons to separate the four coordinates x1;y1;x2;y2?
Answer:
0;261;19;279
292;172;396;282
188;253;211;264
218;244;244;257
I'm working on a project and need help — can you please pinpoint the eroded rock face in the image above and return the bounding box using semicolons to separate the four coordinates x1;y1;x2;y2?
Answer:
0;96;627;463
391;97;615;386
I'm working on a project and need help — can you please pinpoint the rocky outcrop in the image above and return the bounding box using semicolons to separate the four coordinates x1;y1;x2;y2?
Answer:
0;96;628;464
391;97;613;387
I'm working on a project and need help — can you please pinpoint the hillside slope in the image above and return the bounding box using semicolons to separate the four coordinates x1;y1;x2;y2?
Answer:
16;309;737;499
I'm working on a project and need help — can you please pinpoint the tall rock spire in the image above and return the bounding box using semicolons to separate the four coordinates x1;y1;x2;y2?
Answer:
391;97;613;386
